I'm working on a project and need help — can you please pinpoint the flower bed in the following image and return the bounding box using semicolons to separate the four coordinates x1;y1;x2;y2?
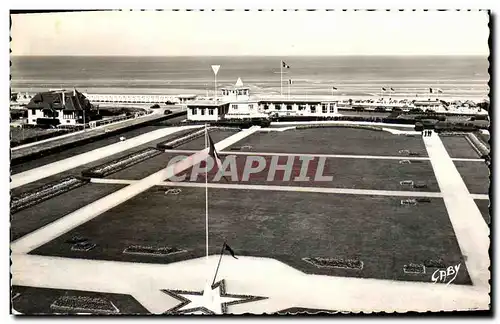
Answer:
81;147;162;178
71;242;96;252
403;263;426;274
400;199;417;206
123;245;186;257
303;257;363;270
11;176;89;214
50;296;119;314
158;127;240;150
423;259;446;268
399;160;412;164
295;124;383;132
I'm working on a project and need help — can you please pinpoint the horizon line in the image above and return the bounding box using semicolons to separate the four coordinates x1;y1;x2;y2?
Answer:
11;54;488;57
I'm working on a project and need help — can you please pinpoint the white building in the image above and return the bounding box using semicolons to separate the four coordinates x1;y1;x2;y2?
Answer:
186;78;340;121
25;89;92;126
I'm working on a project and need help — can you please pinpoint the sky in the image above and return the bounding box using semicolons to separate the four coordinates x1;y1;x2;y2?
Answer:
10;10;490;56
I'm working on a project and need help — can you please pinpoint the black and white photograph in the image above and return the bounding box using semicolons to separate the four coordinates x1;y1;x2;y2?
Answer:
8;8;491;315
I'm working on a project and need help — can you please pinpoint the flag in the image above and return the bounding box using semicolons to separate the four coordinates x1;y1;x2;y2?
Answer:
390;88;395;91
289;79;293;85
207;132;227;181
332;87;337;90
382;87;387;91
224;243;238;259
282;61;290;69
429;88;433;93
437;89;443;94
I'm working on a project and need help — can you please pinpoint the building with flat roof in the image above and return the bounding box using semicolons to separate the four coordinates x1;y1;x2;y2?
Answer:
186;78;340;121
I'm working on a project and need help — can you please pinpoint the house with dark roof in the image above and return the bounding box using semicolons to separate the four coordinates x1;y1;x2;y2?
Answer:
25;89;92;126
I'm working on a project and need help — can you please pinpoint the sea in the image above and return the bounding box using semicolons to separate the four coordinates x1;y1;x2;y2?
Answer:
10;56;490;100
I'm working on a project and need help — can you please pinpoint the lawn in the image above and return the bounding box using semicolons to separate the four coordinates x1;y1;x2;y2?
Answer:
454;161;490;194
174;129;240;150
475;199;490;224
440;135;480;159
175;154;440;192
33;187;470;285
11;115;187;174
226;128;428;156
11;183;125;241
11;286;149;315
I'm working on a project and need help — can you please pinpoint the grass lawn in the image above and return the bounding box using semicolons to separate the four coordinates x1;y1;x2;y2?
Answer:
174;129;240;150
11;286;149;315
33;188;470;285
175;154;440;192
11;183;125;241
440;136;480;159
454;161;490;194
475;199;490;224
226;128;428;156
10;127;63;143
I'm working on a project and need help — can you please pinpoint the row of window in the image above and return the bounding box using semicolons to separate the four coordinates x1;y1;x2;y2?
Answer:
191;108;215;116
222;89;249;96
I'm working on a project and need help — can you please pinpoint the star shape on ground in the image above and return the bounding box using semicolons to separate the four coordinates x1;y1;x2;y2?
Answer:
162;279;267;314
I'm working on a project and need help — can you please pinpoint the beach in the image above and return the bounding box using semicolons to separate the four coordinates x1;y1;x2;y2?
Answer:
11;56;489;101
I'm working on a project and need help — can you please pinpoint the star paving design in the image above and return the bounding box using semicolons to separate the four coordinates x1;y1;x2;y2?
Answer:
162;279;267;314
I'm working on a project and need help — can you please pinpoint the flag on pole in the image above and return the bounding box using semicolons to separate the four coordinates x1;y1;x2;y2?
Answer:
289;79;293;85
382;87;387;91
208;133;228;182
224;243;238;259
332;86;338;90
437;89;443;94
282;61;290;69
429;88;433;93
390;88;395;91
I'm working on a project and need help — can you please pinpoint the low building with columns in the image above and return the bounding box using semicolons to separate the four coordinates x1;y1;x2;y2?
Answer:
85;93;197;105
186;78;339;121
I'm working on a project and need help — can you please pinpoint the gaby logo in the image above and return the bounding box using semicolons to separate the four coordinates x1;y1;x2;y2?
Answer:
166;155;333;183
431;264;461;285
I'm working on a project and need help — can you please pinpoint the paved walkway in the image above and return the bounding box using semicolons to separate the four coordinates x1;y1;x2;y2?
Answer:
10;125;202;189
11;254;489;314
423;132;490;289
91;178;445;198
11;127;261;254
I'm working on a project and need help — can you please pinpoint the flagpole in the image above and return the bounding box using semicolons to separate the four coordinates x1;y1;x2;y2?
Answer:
280;61;283;96
211;242;226;286
288;80;290;99
205;124;209;262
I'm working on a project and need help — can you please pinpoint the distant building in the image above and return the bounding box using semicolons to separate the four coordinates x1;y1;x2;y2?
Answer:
26;89;92;126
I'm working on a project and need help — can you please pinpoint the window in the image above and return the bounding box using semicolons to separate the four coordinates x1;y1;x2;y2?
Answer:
286;105;293;111
330;103;335;113
310;105;316;113
232;104;238;110
249;104;253;110
67;120;70;123
32;119;36;123
209;109;214;115
274;103;281;110
298;105;306;111
200;109;205;115
263;104;269;110
31;109;36;115
322;104;328;113
192;108;197;115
